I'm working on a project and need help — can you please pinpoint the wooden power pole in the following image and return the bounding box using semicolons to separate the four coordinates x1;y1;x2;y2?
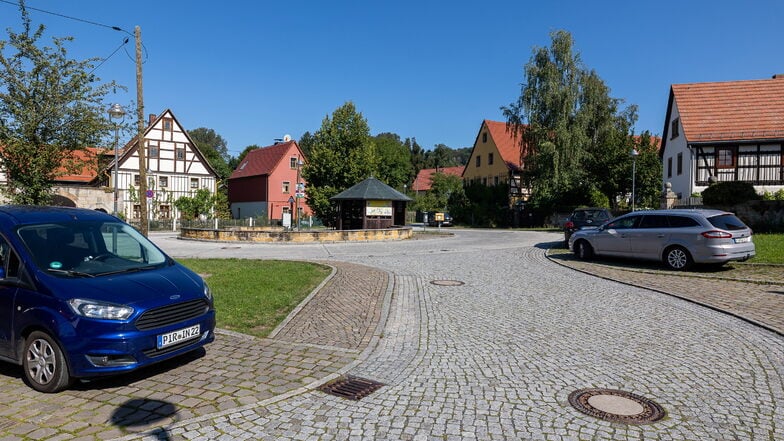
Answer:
135;26;148;236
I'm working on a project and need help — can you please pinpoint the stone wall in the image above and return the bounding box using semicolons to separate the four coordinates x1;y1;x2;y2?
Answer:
180;226;414;243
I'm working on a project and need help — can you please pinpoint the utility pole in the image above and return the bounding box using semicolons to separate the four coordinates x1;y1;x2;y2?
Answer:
135;26;148;236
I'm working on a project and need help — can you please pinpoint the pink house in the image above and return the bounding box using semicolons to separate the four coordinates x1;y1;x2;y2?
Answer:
227;140;311;222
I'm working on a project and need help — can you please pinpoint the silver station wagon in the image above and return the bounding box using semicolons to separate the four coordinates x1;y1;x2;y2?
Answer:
568;209;755;270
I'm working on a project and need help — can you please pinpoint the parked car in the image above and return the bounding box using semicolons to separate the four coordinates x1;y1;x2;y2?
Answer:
0;206;215;392
568;209;755;270
563;207;612;243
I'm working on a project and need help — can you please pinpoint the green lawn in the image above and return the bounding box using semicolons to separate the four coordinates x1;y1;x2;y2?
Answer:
752;233;784;264
178;258;331;338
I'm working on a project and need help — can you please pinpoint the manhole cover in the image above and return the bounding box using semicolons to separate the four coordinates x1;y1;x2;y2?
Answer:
318;375;384;400
430;280;465;286
568;388;665;424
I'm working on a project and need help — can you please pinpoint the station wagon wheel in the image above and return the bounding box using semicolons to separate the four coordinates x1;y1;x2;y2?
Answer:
23;331;72;393
664;246;692;271
574;240;594;261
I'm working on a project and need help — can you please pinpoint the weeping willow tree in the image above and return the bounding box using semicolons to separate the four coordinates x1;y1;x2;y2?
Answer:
503;30;645;210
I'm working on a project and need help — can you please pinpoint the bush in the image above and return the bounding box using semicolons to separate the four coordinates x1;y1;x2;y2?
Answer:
701;181;761;206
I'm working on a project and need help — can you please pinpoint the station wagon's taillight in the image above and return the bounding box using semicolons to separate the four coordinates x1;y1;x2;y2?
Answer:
565;221;574;229
701;230;733;239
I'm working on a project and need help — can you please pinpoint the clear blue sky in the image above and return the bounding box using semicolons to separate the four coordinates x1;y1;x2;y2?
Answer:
3;0;783;157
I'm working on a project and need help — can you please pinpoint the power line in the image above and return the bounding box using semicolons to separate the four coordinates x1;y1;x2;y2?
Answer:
0;0;132;35
0;0;149;64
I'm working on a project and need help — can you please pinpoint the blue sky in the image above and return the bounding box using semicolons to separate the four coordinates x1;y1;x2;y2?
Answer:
2;0;783;157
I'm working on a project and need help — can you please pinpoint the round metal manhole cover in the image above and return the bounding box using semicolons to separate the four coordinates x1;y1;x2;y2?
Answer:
568;388;665;425
430;280;465;286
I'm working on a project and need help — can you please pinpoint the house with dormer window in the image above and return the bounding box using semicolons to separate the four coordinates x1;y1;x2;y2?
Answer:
660;75;784;201
227;139;312;222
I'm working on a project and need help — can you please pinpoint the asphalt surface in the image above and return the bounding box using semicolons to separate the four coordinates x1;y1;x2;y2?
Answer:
0;229;781;440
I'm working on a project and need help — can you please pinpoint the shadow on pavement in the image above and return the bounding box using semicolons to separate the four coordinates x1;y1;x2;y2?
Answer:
110;398;178;439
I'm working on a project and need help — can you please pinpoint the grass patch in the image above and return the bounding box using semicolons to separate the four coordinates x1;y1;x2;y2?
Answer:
752;233;784;264
178;258;331;338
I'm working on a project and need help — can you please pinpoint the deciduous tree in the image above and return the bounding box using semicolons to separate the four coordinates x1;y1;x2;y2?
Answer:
301;102;377;225
0;1;116;204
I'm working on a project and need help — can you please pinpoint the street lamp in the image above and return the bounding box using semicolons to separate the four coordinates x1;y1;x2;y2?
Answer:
630;148;639;211
108;103;126;216
296;158;304;231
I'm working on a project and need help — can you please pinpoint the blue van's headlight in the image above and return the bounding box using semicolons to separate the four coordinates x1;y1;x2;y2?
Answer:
204;282;213;301
68;299;134;320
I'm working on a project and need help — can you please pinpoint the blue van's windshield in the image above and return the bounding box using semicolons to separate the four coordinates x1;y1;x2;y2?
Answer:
17;221;168;277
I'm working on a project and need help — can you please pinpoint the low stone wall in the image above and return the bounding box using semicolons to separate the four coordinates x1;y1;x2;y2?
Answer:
180;226;413;243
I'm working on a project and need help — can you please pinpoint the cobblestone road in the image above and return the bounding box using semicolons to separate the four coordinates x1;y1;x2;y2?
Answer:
0;230;781;440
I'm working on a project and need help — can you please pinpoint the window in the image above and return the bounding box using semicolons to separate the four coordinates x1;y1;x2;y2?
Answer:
482;177;487;185
159;205;171;219
162;118;173;131
290;157;298;169
671;118;679;139
176;148;185;160
134;175;141;186
639;215;669;228
717;147;735;168
607;215;640;230
190;178;199;189
476;155;481;167
488;153;494;165
677;153;683;175
159;176;168;187
282;181;290;193
482;132;488;143
667;157;673;178
667;215;700;228
148;145;159;158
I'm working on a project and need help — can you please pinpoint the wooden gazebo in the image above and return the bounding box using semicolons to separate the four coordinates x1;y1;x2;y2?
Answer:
330;177;412;230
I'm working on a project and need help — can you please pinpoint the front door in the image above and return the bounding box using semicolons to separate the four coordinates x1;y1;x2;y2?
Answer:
591;215;641;256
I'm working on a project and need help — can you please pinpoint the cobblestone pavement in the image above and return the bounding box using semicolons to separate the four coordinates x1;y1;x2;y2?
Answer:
1;230;782;440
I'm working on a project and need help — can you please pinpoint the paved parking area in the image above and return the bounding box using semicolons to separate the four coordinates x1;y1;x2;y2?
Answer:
0;230;782;440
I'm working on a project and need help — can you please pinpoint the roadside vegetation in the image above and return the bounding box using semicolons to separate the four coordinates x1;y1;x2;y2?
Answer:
178;259;331;338
752;234;784;264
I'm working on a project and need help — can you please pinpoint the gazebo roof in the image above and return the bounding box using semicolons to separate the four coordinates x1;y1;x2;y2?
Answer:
330;177;413;201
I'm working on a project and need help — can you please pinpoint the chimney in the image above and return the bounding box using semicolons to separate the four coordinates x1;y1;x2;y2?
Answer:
148;114;156;125
772;74;784;79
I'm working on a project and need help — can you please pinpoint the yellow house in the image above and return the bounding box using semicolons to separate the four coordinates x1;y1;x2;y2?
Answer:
463;120;528;205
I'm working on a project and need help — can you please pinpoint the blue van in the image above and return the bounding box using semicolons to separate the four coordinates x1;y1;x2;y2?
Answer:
0;206;215;392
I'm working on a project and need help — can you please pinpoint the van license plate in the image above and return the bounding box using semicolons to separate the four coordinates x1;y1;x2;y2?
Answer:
734;237;750;243
157;324;200;349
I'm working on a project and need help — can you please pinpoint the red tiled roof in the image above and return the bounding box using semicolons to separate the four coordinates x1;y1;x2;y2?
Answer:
484;120;526;170
229;141;298;179
672;76;784;142
411;166;464;192
56;148;108;183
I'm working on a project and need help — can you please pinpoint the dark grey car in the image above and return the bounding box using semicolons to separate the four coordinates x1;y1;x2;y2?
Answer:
567;209;755;270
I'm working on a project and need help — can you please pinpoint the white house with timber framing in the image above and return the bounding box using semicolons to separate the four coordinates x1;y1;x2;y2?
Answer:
110;109;219;220
660;75;784;201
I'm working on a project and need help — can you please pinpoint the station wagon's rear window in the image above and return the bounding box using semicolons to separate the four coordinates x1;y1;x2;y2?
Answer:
708;214;748;231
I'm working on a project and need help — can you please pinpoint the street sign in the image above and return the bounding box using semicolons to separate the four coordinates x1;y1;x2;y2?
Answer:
146;190;154;198
288;196;295;204
296;192;305;198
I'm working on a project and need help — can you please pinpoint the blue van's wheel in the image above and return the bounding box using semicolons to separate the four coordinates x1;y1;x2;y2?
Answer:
23;331;72;393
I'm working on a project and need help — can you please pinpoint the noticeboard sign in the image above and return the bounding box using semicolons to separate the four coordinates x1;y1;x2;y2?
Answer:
366;200;392;216
434;212;445;222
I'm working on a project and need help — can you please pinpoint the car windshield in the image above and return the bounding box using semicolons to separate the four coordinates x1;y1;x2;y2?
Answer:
17;221;169;277
707;214;749;231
